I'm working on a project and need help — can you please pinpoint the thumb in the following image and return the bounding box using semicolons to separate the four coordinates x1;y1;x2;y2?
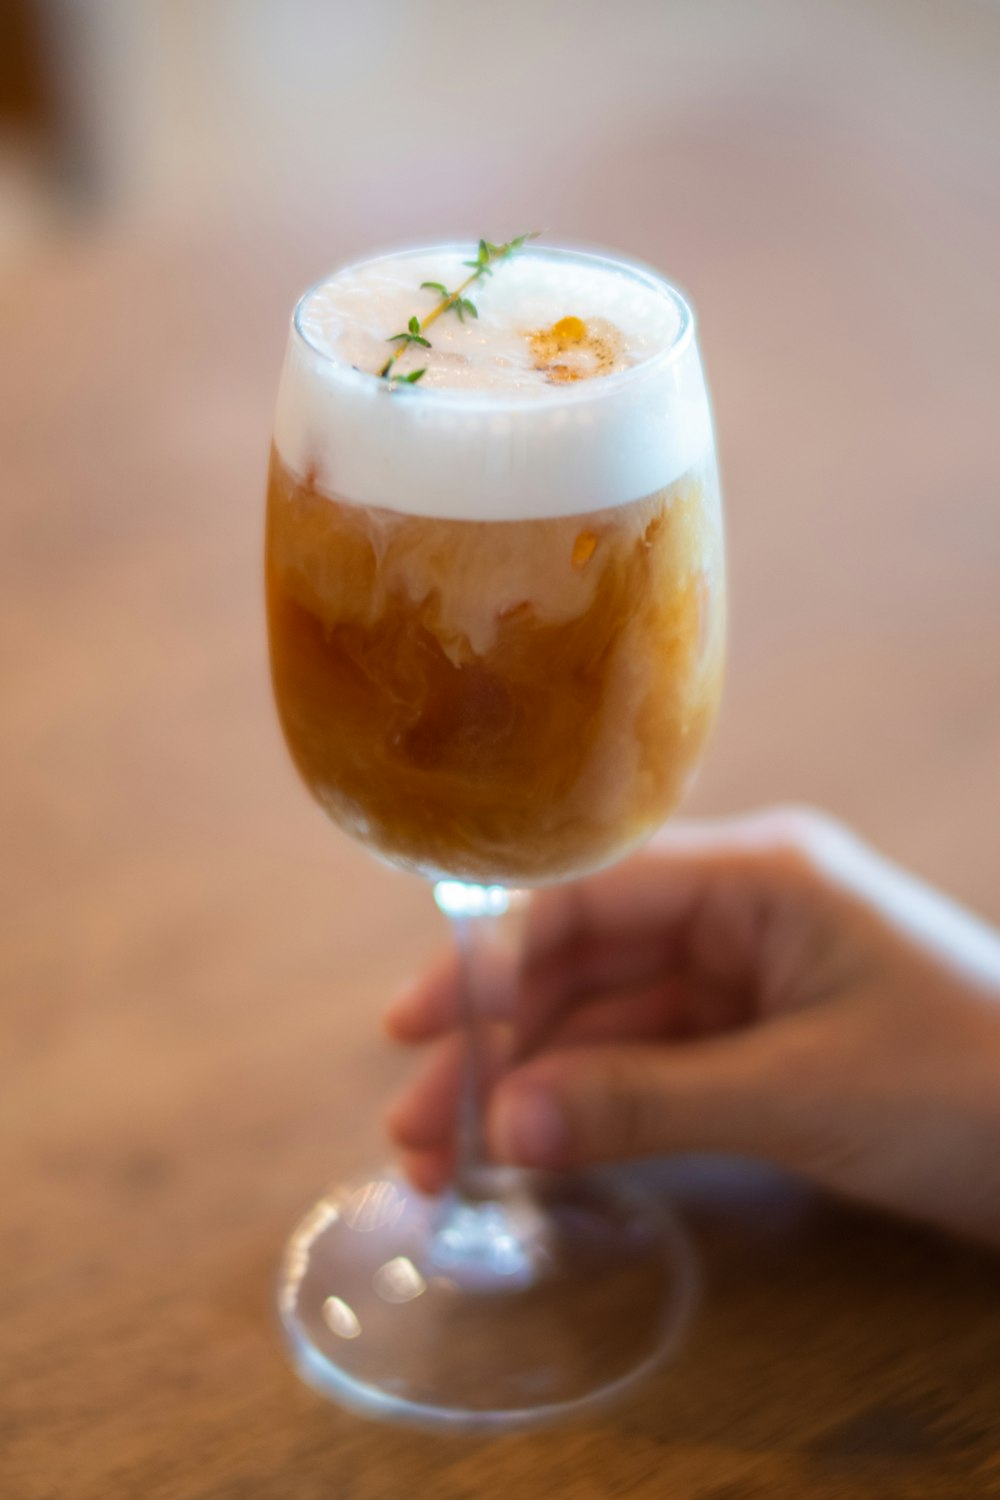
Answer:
486;1025;832;1172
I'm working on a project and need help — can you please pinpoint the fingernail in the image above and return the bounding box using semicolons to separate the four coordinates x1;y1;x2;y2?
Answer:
493;1086;569;1166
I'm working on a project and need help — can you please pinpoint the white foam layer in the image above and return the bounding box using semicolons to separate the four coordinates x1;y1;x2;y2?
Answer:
274;245;714;520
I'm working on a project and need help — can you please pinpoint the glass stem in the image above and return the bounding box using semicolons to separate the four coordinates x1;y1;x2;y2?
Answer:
433;881;516;1201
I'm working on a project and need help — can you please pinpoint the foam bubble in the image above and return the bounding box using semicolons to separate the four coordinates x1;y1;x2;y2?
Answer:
273;245;714;520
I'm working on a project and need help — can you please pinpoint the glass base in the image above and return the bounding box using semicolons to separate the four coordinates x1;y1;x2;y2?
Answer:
277;1167;697;1432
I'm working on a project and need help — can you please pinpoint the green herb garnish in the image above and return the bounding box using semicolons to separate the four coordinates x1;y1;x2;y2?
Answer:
379;232;540;387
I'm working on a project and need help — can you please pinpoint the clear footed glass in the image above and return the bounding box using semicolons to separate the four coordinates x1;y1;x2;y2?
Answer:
277;1167;697;1431
267;245;724;1426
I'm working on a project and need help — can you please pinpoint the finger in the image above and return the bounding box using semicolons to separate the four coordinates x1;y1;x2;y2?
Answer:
546;977;690;1047
516;927;684;1052
487;1016;832;1172
548;973;748;1048
385;1024;512;1153
385;1034;463;1150
385;938;519;1043
396;1145;454;1197
523;808;838;969
384;951;462;1043
516;808;840;1050
520;812;789;954
387;930;682;1057
514;849;720;1053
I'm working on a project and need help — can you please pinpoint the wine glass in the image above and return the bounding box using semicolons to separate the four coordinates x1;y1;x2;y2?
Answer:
266;243;724;1429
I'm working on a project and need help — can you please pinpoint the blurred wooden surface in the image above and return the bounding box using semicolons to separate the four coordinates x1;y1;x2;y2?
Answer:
3;4;1000;1494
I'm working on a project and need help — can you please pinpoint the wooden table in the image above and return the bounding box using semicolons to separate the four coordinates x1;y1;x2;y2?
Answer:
3;16;1000;1494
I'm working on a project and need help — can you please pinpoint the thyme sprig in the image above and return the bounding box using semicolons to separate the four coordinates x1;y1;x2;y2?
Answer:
420;282;478;322
379;232;540;386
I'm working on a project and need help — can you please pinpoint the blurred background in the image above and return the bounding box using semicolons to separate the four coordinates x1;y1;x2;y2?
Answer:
3;3;1000;1491
4;0;999;870
4;0;999;976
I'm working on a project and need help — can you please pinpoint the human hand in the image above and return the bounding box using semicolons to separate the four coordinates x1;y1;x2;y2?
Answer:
385;809;1000;1244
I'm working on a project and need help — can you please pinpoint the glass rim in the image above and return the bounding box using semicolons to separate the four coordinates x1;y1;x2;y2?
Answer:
290;241;697;412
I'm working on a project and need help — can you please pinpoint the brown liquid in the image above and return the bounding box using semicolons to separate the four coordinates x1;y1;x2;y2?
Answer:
265;448;724;884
